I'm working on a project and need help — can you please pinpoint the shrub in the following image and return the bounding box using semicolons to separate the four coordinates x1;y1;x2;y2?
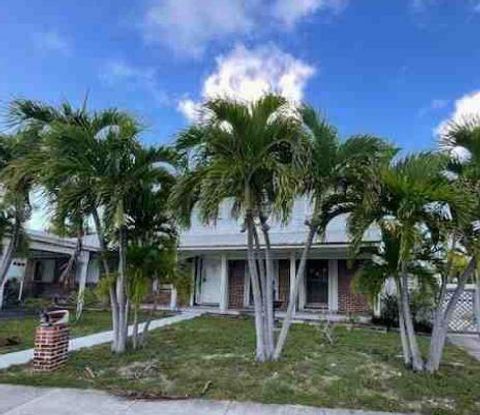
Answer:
374;292;433;333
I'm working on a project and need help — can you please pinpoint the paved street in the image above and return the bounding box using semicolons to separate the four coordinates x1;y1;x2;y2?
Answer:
0;385;410;415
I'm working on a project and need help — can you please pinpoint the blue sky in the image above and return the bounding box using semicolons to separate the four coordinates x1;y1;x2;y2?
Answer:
2;0;480;151
2;0;480;228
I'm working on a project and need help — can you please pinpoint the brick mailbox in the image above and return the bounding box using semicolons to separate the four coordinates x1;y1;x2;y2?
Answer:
33;310;70;372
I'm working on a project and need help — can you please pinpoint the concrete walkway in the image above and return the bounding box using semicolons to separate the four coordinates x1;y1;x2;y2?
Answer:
0;385;409;415
448;333;480;361
0;311;202;370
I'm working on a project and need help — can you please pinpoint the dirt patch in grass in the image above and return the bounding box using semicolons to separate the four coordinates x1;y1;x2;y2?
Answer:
1;315;479;414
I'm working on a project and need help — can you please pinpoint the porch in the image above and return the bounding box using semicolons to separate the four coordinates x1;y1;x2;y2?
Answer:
1;231;101;306
186;248;371;316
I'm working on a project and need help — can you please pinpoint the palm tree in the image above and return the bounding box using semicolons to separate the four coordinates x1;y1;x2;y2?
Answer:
332;153;472;371
98;118;176;353
422;118;480;372
8;98;131;277
170;94;306;361
353;232;437;366
7;99;131;344
0;131;37;309
125;163;177;349
273;107;394;359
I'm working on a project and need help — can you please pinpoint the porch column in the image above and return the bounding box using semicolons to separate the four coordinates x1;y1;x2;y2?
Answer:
328;259;339;312
298;254;306;310
188;260;195;307
289;252;296;312
170;286;178;310
219;254;228;311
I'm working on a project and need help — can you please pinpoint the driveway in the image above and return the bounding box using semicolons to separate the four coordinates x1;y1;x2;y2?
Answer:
448;334;480;361
0;385;410;415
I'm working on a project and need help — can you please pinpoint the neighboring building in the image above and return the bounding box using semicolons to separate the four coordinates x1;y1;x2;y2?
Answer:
178;199;380;315
2;230;101;303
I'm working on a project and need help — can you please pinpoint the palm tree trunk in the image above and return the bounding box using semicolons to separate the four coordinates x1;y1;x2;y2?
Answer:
114;225;128;353
426;258;475;373
110;288;120;351
252;223;271;358
400;271;424;371
92;209;110;276
261;222;275;360
273;224;317;360
132;303;139;350
0;218;21;310
59;234;82;287
246;212;266;362
395;278;412;366
92;208;119;351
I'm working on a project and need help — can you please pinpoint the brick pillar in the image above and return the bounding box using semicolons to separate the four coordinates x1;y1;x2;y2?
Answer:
33;324;69;372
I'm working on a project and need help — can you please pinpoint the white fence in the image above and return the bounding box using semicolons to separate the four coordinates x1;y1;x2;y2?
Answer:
445;288;479;333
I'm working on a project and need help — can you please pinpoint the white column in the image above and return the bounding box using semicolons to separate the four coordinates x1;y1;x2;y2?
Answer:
189;260;195;307
0;278;7;310
17;279;24;301
243;263;251;308
170;286;178;310
289;251;296;312
328;259;338;312
219;254;228;311
298;253;306;310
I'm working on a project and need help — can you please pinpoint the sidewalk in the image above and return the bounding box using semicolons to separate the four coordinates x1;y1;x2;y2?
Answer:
448;333;480;361
0;385;410;415
0;311;202;370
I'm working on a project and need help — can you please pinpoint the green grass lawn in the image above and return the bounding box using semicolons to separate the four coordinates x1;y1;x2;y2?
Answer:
0;309;171;354
1;315;479;414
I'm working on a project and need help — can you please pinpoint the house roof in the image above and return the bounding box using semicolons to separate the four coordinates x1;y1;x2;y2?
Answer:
26;229;101;253
178;199;380;251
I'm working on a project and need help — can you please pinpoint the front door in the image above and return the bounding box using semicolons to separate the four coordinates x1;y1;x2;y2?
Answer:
228;260;246;309
199;257;222;305
306;260;329;307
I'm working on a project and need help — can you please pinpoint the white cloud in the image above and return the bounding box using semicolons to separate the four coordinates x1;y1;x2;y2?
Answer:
272;0;348;28
436;90;480;136
177;99;202;123
177;44;315;122
100;60;168;104
143;0;256;58
33;30;71;55
142;0;347;57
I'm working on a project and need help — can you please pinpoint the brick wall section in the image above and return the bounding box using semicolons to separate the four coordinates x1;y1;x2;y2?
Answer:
338;260;370;315
33;324;69;372
157;289;172;306
228;261;245;309
145;289;172;306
